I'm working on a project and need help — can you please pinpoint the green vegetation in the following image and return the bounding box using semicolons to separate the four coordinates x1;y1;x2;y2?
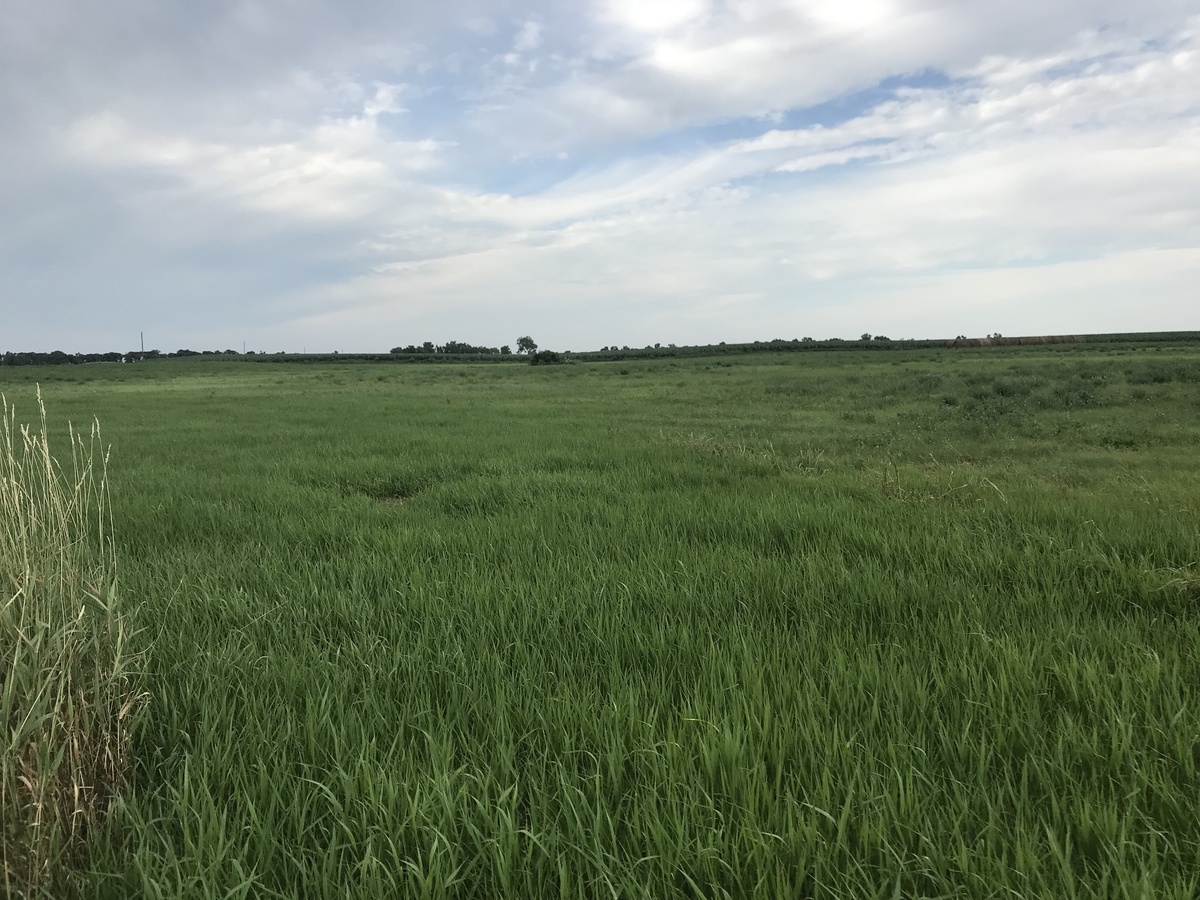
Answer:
2;344;1198;898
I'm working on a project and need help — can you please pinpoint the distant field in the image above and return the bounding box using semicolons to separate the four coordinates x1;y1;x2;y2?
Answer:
3;344;1199;899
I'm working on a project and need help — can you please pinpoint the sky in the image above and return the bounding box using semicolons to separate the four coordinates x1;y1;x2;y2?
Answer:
1;0;1197;353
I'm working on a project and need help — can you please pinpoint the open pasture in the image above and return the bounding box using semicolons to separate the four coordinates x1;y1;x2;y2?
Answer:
4;344;1200;898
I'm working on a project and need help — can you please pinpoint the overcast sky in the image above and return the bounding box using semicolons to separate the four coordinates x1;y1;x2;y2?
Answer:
2;1;1197;353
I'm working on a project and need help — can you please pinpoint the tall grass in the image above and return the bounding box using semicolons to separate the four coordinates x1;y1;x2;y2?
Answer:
1;390;136;897
5;352;1200;897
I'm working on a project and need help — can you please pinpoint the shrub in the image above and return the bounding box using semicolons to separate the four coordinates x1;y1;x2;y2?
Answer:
991;376;1040;398
1;390;139;896
1125;361;1200;385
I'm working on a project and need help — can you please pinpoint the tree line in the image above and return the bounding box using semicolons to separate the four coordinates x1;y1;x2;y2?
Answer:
390;336;539;356
3;332;1196;367
390;341;511;355
0;348;333;366
0;349;243;366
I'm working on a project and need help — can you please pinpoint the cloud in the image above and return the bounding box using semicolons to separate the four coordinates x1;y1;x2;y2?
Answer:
514;21;544;53
277;20;1200;348
0;1;1196;351
474;1;1195;150
65;109;450;226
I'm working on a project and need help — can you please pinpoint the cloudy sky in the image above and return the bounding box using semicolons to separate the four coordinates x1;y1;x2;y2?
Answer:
2;1;1197;353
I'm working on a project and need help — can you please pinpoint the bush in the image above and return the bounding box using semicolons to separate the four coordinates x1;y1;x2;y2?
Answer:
1125;362;1200;385
529;350;564;366
991;375;1041;398
1;390;139;896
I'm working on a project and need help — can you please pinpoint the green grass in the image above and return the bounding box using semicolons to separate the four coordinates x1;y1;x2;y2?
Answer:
3;346;1199;898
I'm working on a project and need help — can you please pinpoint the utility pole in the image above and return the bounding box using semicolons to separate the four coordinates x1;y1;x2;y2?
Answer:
140;331;144;360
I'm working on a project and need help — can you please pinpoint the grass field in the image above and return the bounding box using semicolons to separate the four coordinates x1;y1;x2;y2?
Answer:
3;344;1199;898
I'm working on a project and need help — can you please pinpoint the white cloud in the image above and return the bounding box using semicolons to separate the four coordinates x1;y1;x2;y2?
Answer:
478;1;1194;151
802;0;899;36
514;20;543;52
64;105;450;226
601;0;710;34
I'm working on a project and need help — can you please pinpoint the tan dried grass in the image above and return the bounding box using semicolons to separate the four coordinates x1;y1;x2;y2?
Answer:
1;389;139;897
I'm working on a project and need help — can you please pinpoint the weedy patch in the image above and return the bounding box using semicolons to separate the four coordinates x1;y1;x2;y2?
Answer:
658;431;830;475
1148;565;1200;618
1;391;140;898
346;470;439;506
875;460;1008;506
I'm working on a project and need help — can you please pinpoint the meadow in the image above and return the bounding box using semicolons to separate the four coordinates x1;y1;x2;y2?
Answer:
2;343;1199;898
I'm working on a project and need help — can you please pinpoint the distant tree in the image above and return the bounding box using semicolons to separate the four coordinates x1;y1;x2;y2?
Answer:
861;333;872;341
516;336;538;354
439;340;500;354
873;335;890;341
500;345;512;355
802;337;815;342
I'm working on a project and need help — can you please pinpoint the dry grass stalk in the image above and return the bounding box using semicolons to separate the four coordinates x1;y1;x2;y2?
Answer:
1;389;139;897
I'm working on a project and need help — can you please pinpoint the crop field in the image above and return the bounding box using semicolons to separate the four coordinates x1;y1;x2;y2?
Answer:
3;343;1200;899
